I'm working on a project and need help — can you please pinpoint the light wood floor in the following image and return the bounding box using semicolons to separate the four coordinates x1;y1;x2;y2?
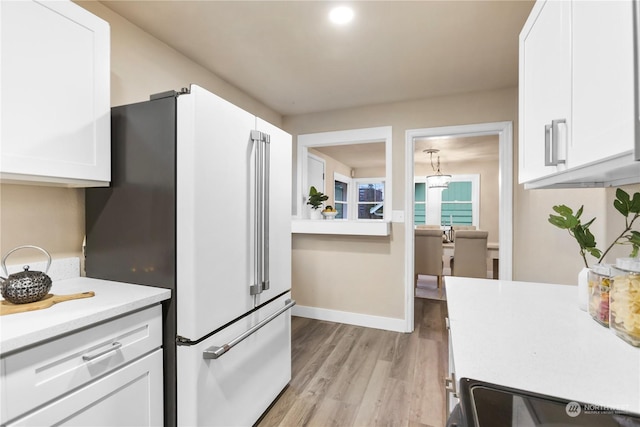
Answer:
257;298;449;427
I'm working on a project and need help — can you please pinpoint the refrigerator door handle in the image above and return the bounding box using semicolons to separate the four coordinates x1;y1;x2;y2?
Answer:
250;130;264;295
262;133;270;292
250;130;271;295
202;299;296;360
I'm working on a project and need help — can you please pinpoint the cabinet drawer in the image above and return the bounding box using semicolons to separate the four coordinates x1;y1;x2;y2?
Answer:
6;349;163;427
0;305;162;424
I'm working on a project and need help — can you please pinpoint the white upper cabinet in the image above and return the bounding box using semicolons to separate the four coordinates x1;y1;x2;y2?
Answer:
519;0;571;183
570;1;635;167
519;0;640;189
0;0;110;187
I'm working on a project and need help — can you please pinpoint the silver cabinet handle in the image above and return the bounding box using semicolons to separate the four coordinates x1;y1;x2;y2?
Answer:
203;299;296;360
545;119;566;166
82;341;122;361
544;124;552;166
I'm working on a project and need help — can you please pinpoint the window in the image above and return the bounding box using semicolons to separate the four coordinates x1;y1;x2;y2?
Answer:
334;174;349;219
414;183;427;225
357;181;384;219
334;173;385;220
414;174;479;227
441;182;473;225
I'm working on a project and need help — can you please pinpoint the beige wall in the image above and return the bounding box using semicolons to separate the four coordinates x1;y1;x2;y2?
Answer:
0;2;281;265
285;87;634;320
286;89;521;319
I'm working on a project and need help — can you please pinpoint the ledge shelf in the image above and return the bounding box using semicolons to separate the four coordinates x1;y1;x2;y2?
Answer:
291;219;391;236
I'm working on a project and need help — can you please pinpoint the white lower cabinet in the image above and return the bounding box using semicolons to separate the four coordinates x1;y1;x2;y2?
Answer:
6;350;163;427
0;305;164;426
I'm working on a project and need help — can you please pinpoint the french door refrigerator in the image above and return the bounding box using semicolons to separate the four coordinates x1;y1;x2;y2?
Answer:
85;84;293;427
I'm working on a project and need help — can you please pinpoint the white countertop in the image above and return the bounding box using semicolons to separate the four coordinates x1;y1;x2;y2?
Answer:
0;277;171;355
446;277;640;415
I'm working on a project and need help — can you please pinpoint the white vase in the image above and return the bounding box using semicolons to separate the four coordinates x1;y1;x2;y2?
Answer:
309;209;322;220
578;267;589;311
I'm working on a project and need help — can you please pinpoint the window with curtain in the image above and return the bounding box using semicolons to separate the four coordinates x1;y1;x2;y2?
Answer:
441;182;473;225
415;182;427;224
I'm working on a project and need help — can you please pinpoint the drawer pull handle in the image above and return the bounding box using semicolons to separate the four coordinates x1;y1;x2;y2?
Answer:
203;299;296;360
82;341;122;361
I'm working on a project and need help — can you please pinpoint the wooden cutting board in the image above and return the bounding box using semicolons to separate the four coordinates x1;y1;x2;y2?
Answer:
0;292;95;316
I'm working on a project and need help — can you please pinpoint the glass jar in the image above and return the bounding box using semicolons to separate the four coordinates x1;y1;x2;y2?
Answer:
609;258;640;347
588;264;612;327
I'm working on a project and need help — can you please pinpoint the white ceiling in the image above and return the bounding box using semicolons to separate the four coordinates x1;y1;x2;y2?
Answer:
100;0;534;116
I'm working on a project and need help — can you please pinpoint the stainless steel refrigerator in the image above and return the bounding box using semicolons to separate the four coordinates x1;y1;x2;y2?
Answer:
85;84;293;427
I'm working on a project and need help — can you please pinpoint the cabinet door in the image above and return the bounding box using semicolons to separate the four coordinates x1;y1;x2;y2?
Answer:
0;0;110;186
7;350;163;427
570;0;635;168
519;0;571;183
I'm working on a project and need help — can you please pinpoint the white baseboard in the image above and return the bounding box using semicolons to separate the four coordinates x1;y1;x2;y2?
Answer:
292;304;408;333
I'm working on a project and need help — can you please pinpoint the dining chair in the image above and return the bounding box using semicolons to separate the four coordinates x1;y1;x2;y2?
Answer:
451;230;488;278
415;228;444;294
452;225;477;231
415;224;441;230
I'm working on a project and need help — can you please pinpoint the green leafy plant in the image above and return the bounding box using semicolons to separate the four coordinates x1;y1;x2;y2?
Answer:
548;205;601;267
548;188;640;268
601;188;640;259
306;186;328;210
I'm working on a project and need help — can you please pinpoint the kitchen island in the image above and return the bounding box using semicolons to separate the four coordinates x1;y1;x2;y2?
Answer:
446;277;640;419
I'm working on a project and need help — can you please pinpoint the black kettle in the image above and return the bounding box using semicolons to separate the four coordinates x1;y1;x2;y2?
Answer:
0;245;53;304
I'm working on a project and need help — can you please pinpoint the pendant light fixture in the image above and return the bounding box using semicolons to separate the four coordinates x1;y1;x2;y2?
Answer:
424;148;451;189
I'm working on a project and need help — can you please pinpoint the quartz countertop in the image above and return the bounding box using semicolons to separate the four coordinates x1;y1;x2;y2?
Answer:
0;277;170;355
446;277;640;415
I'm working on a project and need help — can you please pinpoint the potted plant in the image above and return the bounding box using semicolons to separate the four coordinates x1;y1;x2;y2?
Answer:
307;186;328;219
548;188;640;310
548;188;640;268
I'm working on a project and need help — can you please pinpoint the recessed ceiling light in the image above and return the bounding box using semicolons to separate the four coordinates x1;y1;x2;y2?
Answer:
329;6;354;25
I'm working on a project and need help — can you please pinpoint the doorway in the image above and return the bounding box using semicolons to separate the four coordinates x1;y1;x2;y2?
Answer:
404;122;513;332
307;153;326;193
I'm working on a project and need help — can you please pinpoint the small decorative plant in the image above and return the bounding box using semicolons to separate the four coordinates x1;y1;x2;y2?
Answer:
548;188;640;268
307;186;328;210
